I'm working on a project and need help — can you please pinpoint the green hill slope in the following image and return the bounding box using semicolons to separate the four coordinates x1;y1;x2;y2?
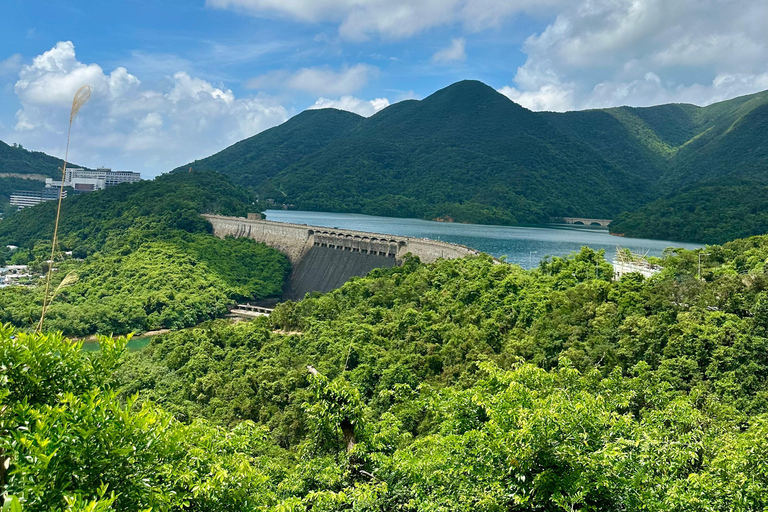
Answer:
179;81;768;240
180;108;364;188
0;140;74;178
180;81;658;224
0;171;289;336
0;140;90;211
607;91;768;242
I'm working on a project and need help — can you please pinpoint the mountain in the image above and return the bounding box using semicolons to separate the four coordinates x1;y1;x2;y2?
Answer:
5;81;764;242
178;81;659;225
601;90;768;243
177;81;768;240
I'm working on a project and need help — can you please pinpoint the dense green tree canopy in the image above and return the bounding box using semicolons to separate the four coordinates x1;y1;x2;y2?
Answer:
5;231;768;510
0;171;290;337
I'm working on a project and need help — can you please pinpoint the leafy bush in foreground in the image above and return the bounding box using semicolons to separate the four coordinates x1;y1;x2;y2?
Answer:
6;234;768;510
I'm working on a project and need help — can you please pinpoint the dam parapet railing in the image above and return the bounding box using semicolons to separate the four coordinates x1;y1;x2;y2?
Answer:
202;214;482;265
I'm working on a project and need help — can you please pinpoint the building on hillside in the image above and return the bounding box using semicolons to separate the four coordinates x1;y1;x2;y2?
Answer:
612;247;662;280
0;264;33;287
45;167;141;192
10;188;65;209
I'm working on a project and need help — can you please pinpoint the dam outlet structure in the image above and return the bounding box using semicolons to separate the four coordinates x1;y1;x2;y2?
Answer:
203;215;481;301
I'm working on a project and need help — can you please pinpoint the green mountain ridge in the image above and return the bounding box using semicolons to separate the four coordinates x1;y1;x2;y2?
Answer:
178;81;658;224
177;80;768;242
3;81;766;243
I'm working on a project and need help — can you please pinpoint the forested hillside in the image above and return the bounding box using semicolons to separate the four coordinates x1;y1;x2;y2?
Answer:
5;233;768;510
0;140;85;212
0;171;290;336
177;82;768;242
178;81;657;225
609;91;768;242
0;140;78;178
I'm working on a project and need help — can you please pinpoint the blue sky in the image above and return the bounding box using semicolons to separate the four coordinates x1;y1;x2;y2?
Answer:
1;0;767;176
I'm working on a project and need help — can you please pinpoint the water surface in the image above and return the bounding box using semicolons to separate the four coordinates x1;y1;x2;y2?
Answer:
265;210;702;269
80;335;152;352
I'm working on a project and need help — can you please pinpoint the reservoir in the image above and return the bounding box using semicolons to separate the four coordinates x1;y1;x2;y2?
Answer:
265;210;703;269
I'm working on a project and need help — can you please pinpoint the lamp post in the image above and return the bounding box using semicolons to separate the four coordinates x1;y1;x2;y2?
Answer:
698;252;711;281
529;251;538;269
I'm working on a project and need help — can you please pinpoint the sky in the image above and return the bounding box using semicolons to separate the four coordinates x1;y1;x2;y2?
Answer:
1;0;767;177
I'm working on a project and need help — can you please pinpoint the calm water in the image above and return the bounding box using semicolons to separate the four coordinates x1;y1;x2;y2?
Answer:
80;335;153;352
265;210;702;269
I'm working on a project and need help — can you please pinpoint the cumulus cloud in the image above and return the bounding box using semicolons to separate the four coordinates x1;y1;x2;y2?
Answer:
310;96;390;117
432;38;466;64
498;83;574;112
5;41;288;176
503;0;768;109
206;0;562;40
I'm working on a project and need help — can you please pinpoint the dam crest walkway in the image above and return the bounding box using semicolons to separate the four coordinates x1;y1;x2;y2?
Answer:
203;214;481;300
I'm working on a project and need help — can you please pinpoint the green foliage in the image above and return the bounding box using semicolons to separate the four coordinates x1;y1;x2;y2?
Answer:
177;81;655;224
0;171;289;337
0;235;289;336
0;326;290;511
177;81;768;241
0;170;258;254
0;140;80;179
108;236;768;509
7;229;768;509
610;181;768;244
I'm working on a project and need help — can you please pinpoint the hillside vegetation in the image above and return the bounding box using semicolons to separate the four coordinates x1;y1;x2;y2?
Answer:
0;140;78;178
5;233;768;510
0;171;290;336
0;140;91;213
178;81;656;225
552;90;768;242
178;81;768;242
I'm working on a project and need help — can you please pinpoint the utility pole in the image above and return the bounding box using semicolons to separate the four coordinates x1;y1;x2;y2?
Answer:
698;252;711;281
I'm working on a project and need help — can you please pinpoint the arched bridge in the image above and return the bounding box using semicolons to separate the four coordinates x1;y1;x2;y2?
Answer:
555;217;612;227
203;215;481;300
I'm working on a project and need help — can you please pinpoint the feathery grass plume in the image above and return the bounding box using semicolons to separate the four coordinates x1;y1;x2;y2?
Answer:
37;85;92;333
49;271;79;304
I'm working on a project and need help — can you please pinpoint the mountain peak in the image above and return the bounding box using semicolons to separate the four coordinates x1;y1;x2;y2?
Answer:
417;79;527;117
426;80;507;101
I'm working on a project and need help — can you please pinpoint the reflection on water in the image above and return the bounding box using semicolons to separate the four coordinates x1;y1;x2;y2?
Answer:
80;335;152;352
265;210;703;269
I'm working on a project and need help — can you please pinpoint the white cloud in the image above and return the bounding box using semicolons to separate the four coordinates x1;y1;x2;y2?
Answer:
309;96;390;117
206;0;564;40
432;38;466;64
498;83;574;112
247;64;376;95
0;54;22;77
504;0;768;110
585;70;768;109
6;41;288;176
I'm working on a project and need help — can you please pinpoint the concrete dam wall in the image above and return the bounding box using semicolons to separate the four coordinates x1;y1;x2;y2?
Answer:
203;215;481;300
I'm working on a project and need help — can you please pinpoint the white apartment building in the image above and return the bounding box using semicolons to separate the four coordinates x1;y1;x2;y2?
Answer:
45;167;141;192
10;188;65;209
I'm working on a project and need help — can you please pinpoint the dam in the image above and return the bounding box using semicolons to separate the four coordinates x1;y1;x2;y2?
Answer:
203;214;481;300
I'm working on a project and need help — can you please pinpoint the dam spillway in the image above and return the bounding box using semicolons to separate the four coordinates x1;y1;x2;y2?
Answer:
203;214;481;300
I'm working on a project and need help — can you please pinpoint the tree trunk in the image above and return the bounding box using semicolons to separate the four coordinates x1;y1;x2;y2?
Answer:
341;418;356;452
